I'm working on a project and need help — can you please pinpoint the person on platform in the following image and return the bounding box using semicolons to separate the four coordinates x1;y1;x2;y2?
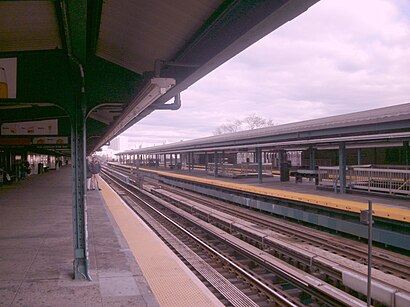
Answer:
86;157;92;191
90;156;101;190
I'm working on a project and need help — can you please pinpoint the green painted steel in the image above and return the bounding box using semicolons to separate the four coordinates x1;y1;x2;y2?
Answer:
339;142;347;194
256;147;262;184
71;93;91;280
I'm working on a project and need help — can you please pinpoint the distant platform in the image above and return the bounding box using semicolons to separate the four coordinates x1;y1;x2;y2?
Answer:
112;163;410;223
108;163;410;251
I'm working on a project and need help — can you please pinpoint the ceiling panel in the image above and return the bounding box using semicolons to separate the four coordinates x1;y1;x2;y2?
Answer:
97;0;222;73
0;1;61;52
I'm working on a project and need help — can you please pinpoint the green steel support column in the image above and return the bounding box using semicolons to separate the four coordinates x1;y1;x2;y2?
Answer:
191;152;195;171
339;142;346;194
164;154;166;168
71;95;91;280
179;152;183;168
357;148;362;165
404;141;409;166
309;146;316;170
205;151;208;172
188;153;191;172
256;147;263;184
214;151;218;177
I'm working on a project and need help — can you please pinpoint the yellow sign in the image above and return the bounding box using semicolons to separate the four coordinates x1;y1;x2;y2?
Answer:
0;68;7;98
33;137;68;145
0;58;17;99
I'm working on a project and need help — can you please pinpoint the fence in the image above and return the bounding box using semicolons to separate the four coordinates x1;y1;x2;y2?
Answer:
318;166;410;196
207;163;273;177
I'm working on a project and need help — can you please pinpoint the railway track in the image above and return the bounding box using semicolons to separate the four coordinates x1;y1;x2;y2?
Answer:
108;164;410;280
102;168;365;306
156;184;410;280
104;164;410;306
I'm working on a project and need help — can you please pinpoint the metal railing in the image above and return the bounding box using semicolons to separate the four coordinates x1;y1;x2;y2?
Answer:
207;163;272;177
318;166;410;196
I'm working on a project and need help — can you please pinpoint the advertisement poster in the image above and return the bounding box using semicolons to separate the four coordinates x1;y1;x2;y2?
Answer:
33;137;68;145
1;119;58;135
0;58;17;99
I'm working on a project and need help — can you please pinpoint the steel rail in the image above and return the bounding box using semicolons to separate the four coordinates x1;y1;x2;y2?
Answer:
101;170;296;306
102;168;365;306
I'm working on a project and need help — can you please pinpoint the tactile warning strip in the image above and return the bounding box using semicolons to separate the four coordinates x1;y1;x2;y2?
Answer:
99;179;223;307
132;194;259;307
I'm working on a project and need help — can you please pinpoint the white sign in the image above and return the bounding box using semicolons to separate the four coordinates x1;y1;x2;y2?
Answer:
1;119;58;135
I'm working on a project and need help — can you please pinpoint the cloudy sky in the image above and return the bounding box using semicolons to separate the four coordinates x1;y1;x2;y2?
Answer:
120;0;410;150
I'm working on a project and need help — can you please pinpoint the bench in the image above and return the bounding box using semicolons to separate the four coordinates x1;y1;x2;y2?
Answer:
291;169;320;185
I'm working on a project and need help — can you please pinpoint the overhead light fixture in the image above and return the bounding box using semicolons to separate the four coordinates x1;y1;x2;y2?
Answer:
98;77;176;148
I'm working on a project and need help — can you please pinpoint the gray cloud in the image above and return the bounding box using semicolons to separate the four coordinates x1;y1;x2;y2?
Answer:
119;0;410;149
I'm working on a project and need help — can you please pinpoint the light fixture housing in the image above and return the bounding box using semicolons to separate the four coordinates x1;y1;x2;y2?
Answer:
96;77;176;149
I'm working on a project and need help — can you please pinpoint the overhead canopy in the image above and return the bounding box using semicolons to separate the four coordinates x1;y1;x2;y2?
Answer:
0;0;319;155
117;103;410;155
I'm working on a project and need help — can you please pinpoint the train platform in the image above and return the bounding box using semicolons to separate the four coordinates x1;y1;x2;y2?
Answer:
0;166;221;306
110;164;409;250
130;166;410;212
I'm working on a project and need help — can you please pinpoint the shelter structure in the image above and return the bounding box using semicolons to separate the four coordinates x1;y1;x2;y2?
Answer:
0;0;319;279
118;103;410;194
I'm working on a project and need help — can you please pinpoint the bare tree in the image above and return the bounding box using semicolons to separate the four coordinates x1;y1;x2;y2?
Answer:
213;113;275;135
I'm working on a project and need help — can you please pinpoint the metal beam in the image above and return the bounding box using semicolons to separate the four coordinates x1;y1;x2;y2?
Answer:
205;151;208;172
339;142;347;194
256;147;262;184
309;145;316;170
71;94;91;280
63;0;87;64
214;151;218;177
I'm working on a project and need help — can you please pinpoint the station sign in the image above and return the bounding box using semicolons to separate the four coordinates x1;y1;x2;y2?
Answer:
33;136;68;145
1;119;58;136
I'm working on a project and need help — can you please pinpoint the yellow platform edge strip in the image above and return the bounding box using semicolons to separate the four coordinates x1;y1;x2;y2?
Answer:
98;179;223;307
112;163;409;223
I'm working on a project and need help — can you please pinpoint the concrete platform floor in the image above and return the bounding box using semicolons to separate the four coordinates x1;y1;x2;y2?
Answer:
0;166;158;307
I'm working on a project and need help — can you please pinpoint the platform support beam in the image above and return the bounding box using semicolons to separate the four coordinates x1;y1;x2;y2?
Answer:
163;154;166;168
71;96;91;281
214;151;218;177
309;146;316;170
191;152;195;171
339;142;347;194
404;141;409;166
357;148;362;165
205;151;208;171
187;153;191;172
256;147;263;183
